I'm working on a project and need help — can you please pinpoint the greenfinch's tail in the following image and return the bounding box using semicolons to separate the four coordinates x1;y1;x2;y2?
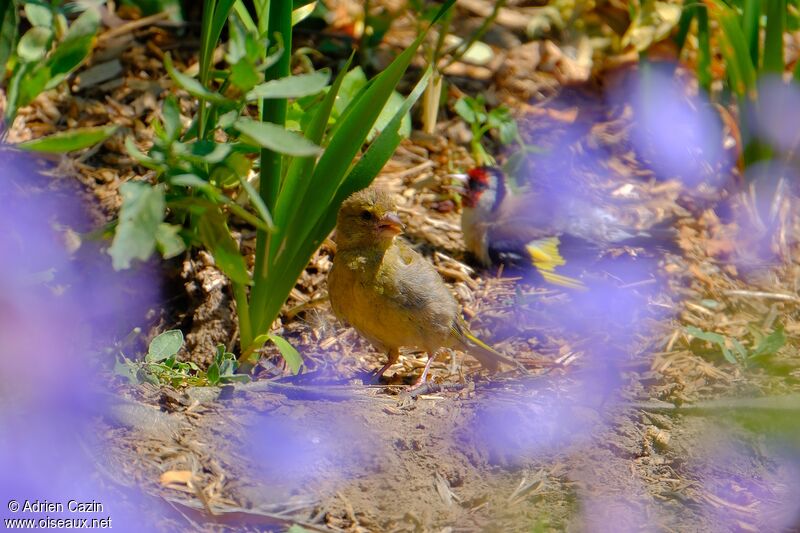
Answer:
525;237;585;289
451;318;525;372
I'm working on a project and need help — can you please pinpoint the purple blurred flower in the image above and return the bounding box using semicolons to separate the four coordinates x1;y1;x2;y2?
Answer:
753;76;800;155
244;404;381;496
0;146;159;529
609;62;730;187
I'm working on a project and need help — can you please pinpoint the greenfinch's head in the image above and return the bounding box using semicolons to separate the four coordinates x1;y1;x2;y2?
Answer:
336;187;405;249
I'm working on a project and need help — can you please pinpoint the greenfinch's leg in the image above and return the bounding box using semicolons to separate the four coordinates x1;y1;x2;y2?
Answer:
408;351;438;390
372;348;400;381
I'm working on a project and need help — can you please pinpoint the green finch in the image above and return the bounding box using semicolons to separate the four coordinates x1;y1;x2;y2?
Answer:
327;187;521;389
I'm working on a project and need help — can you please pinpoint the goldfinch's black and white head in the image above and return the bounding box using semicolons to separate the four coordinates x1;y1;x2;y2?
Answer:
455;166;507;212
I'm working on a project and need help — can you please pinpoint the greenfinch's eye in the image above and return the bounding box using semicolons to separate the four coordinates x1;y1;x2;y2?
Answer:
360;210;373;221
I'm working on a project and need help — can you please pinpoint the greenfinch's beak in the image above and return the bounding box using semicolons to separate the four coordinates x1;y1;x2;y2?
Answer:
377;212;404;234
448;173;468;183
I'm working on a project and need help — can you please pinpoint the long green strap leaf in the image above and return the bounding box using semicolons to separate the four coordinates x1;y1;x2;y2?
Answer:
763;0;785;74
275;0;456;270
708;0;757;98
742;0;760;68
271;54;354;256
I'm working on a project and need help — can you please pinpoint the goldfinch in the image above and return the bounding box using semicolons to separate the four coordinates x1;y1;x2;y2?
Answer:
451;166;674;288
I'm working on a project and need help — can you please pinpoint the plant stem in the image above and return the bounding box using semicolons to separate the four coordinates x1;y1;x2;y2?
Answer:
232;282;252;350
249;0;293;342
442;0;505;69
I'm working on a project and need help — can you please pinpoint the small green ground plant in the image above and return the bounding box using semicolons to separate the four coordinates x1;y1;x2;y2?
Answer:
116;330;254;386
0;0;119;151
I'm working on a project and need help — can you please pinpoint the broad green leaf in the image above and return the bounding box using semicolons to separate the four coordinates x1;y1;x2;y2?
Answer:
17;125;118;153
164;52;231;106
109;182;166;270
44;7;100;90
155;223;186;259
125;137;168;172
170;173;212;189
230;58;261;92
24;3;52;27
332;66;368;118
454;97;477;124
751;325;786;359
198;206;251;285
245;70;330;100
17;27;52;63
0;0;19;85
161;95;182;142
174;140;232;164
207;362;220;384
686;325;727;345
234;118;322;156
147;330;184;362
370;90;411;141
14;60;52;109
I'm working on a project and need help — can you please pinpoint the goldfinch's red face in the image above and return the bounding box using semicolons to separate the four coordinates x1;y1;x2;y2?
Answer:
459;167;488;207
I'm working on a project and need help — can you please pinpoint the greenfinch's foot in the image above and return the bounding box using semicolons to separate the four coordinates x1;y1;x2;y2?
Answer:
407;352;437;391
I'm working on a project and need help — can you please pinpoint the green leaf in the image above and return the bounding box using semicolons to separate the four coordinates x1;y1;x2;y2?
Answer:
763;0;786;74
708;0;757;97
170;173;212;190
237;171;274;228
292;2;317;26
369;90;410;141
17;27;52;63
198;206;251;285
0;0;19;86
252;333;303;374
207;362;220;384
17;125;118;153
454;97;477;124
125;137;168;172
332;66;368;118
245;70;330;100
155;223;186;259
147;330;184;362
234;118;322;156
161;95;182;142
751;325;786;359
164;52;231;106
109;182;166;270
114;356;140;384
686;325;727;345
174;140;232;164
44;7;100;90
24;3;53;27
230;58;261;92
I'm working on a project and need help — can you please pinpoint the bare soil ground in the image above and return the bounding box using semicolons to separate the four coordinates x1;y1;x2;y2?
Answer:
11;3;800;531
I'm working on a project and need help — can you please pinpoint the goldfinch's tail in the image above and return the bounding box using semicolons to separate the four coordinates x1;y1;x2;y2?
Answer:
525;237;585;289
